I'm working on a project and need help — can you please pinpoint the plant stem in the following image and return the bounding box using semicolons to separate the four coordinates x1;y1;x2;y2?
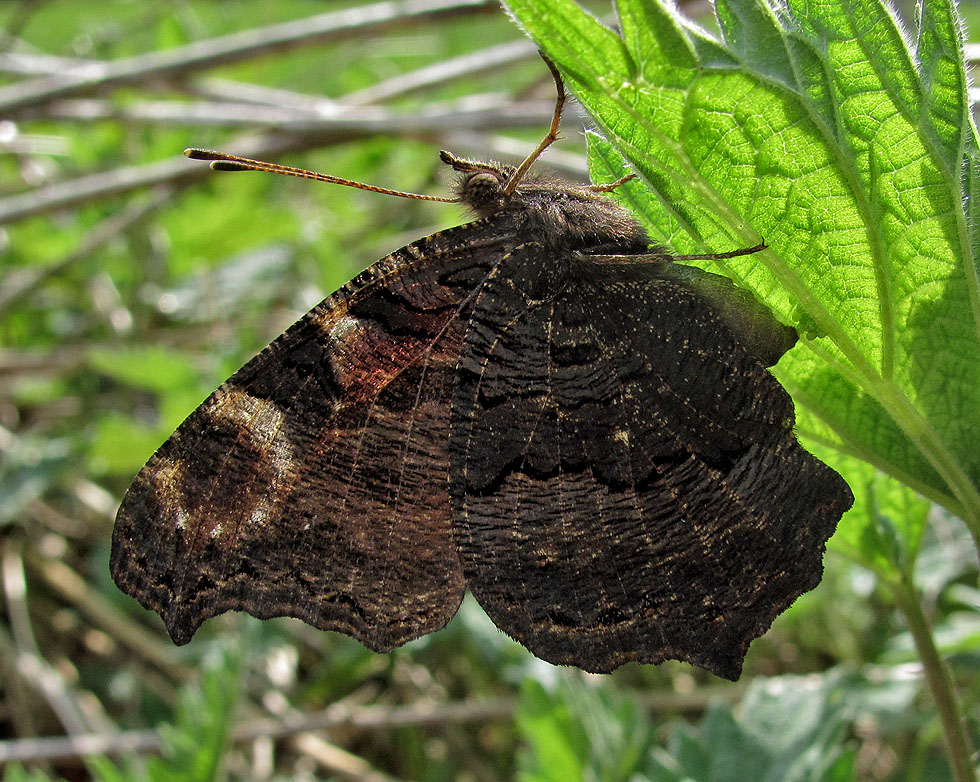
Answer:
890;577;977;782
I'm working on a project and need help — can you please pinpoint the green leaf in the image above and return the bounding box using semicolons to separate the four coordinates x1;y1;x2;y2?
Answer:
86;757;130;782
823;451;930;577
2;767;65;782
0;435;70;525
915;0;972;162
87;346;200;394
516;675;655;782
88;643;243;782
147;643;243;782
516;679;589;782
714;0;795;85
506;0;980;570
615;0;697;85
649;668;907;781
87;412;178;476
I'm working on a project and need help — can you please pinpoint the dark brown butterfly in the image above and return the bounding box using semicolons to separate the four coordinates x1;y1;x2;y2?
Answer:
111;59;852;680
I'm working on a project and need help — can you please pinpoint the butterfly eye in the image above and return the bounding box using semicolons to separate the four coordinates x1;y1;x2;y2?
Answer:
462;171;506;209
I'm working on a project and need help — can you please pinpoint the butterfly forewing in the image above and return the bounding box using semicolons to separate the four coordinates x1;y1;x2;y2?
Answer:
111;223;509;649
450;245;851;680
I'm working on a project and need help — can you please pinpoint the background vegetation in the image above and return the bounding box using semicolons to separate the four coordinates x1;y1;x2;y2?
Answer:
2;0;980;780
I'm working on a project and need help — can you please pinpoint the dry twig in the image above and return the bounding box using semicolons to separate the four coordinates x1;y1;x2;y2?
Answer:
0;0;496;114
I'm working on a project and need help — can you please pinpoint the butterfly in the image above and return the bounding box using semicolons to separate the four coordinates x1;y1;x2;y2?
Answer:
111;58;852;680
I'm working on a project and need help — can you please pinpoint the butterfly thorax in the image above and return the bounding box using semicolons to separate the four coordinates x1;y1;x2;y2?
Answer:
452;161;650;255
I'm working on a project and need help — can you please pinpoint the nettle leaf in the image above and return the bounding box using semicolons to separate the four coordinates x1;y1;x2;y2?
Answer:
504;0;980;572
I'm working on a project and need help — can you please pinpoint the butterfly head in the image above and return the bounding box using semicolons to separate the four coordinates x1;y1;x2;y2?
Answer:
440;149;648;251
440;151;515;215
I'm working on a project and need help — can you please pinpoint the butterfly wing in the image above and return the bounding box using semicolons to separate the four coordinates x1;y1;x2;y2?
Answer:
450;245;852;679
111;224;504;649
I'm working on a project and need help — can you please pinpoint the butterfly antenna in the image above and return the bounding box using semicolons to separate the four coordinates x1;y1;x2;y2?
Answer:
183;149;457;203
503;53;566;196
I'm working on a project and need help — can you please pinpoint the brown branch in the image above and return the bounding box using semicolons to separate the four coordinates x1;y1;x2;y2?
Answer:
0;50;93;76
31;96;556;132
291;734;406;782
0;0;496;115
192;38;537;110
189;78;344;112
0;541;93;736
0;37;537;114
25;553;193;683
0;152;207;225
0;686;740;765
0;698;512;764
344;39;537;105
0;99;558;224
0;626;41;744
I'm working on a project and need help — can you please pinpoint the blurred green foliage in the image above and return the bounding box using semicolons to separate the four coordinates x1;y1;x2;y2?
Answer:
3;1;980;780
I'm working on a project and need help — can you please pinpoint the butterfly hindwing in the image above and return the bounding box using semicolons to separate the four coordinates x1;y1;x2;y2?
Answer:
450;245;852;679
111;223;506;649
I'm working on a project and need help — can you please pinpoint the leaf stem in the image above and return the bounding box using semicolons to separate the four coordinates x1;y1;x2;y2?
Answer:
871;384;980;552
889;577;977;782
